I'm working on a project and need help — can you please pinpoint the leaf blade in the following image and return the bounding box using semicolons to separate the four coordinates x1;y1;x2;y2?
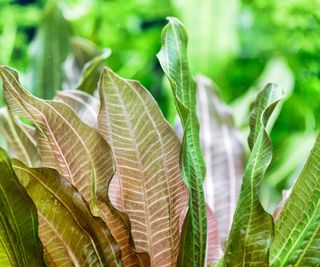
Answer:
0;148;45;266
157;17;207;267
224;84;284;266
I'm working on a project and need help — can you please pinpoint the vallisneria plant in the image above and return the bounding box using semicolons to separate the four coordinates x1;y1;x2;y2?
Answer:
0;17;319;267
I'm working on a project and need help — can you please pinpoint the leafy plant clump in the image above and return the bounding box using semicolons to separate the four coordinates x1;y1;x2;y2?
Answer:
0;17;319;267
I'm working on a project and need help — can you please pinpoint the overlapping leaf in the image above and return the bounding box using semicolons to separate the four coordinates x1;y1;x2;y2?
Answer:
98;67;187;266
29;0;72;99
196;75;244;244
157;17;207;267
223;84;284;266
12;159;122;266
0;66;147;266
270;134;320;266
55;90;99;127
0;107;40;166
0;148;45;266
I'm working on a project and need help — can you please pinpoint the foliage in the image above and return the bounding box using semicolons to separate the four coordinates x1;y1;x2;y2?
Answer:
0;1;319;266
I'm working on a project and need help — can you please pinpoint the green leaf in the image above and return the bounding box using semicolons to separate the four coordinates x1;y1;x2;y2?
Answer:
157;17;207;267
0;148;45;267
0;107;40;167
270;134;320;266
98;67;187;266
29;0;72;99
224;84;284;265
77;49;111;94
64;37;102;89
12;159;122;266
0;66;147;266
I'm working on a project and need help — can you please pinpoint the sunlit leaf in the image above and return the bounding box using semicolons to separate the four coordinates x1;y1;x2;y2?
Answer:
270;134;320;266
0;148;45;266
98;67;187;266
223;84;284;265
157;17;207;267
12;159;122;266
0;66;147;266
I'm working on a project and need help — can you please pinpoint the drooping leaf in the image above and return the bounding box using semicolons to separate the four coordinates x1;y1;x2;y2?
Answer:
0;148;45;267
98;67;187;266
55;90;99;127
29;0;72;99
223;84;284;265
270;134;320;266
77;49;111;94
196;75;244;244
12;159;122;266
157;17;207;267
0;66;147;266
0;107;40;166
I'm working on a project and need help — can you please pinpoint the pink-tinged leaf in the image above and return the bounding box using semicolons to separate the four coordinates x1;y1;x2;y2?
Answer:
55;90;99;127
273;189;291;221
206;206;223;265
98;68;188;266
0;66;148;267
196;76;244;244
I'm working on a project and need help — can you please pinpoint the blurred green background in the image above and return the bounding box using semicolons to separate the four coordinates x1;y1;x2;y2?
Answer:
0;0;319;209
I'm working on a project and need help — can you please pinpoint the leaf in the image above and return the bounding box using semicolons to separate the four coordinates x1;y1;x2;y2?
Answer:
272;189;291;221
157;17;207;267
0;66;147;266
64;37;101;89
29;0;72;99
206;206;223;265
77;49;111;94
270;134;320;266
0;148;45;266
55;90;99;127
196;75;244;244
0;107;40;166
98;67;187;266
223;84;284;266
12;159;122;266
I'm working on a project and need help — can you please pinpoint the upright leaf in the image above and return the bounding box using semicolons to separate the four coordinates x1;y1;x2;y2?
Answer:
196;75;244;243
29;0;72;99
63;37;101;89
98;68;187;266
157;17;207;266
77;49;111;94
270;134;320;266
12;159;122;266
0;66;147;266
0;107;40;166
0;148;45;267
224;84;284;265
